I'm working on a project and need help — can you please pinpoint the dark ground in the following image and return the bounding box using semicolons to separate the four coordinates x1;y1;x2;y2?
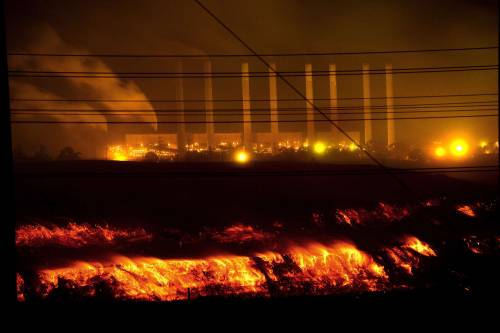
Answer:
13;160;498;227
13;160;499;309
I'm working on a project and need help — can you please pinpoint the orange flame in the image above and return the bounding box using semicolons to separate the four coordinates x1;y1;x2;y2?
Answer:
33;241;392;301
384;237;436;275
456;205;476;217
16;223;152;248
17;273;25;302
402;236;437;257
211;223;274;244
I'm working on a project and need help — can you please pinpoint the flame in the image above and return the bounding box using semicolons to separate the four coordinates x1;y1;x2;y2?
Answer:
335;203;410;226
336;209;361;225
17;273;25;302
456;205;476;217
464;235;500;255
31;241;392;301
211;223;274;244
16;223;152;248
384;237;436;275
402;236;436;257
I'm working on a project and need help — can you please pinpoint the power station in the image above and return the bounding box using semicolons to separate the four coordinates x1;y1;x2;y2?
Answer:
119;62;396;155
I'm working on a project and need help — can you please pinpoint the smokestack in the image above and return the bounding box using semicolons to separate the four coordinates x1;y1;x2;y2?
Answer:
175;62;186;154
329;64;338;143
269;62;279;151
385;64;395;147
362;63;372;145
241;63;252;148
204;61;215;149
305;63;315;144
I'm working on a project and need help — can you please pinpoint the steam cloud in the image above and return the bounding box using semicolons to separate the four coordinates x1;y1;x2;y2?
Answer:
9;24;157;159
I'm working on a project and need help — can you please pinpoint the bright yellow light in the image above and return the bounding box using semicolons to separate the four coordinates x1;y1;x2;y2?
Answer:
112;151;128;161
450;139;469;157
480;141;488;148
313;142;327;155
234;150;250;163
348;143;358;151
434;147;446;158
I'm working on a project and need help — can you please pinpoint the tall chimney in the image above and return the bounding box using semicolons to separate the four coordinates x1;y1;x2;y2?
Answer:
385;64;395;148
362;63;372;145
241;63;252;148
305;63;315;144
204;61;215;149
175;62;186;154
269;62;279;151
329;64;338;143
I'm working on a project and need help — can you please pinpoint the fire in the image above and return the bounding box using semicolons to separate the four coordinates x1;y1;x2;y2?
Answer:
17;273;25;302
29;240;395;301
384;237;437;275
402;236;436;257
38;255;265;301
335;209;362;225
16;222;152;248
456;204;476;217
211;223;274;244
335;202;410;226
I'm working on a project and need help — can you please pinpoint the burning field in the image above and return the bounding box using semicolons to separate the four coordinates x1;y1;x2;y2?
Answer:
16;197;499;303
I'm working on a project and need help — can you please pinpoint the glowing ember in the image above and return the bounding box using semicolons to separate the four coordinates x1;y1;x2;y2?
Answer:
335;209;362;225
402;236;437;257
17;273;25;302
464;235;500;255
384;237;437;275
456;205;476;217
211;223;274;244
335;203;410;226
16;222;152;248
28;240;399;301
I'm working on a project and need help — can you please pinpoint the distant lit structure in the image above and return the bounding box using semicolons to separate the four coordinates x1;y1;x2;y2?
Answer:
234;150;250;163
450;139;469;158
111;61;498;162
313;142;327;155
434;146;446;158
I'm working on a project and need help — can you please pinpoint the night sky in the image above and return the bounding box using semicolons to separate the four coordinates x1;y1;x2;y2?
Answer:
5;0;498;158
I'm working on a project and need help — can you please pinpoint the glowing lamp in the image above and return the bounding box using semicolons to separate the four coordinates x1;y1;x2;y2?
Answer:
348;143;358;151
480;141;488;148
434;147;446;158
450;139;469;157
313;142;327;155
112;152;128;161
234;150;250;163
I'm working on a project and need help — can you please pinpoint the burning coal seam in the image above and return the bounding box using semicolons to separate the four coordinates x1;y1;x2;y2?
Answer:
16;222;152;248
17;237;437;302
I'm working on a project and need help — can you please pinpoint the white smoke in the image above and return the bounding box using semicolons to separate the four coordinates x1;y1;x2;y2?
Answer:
9;24;158;158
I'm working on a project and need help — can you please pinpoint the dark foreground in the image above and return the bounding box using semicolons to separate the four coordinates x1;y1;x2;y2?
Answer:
14;160;499;308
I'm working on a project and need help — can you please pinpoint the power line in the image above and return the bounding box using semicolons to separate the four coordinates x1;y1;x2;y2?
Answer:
10;92;497;103
10;102;498;112
10;114;498;124
8;64;497;75
10;107;499;116
7;46;498;58
11;109;498;117
8;66;498;78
